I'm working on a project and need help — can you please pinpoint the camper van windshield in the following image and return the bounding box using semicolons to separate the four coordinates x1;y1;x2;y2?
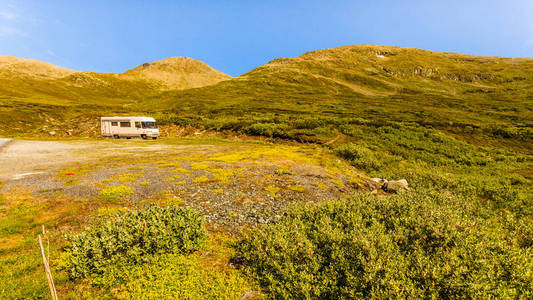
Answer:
142;121;157;129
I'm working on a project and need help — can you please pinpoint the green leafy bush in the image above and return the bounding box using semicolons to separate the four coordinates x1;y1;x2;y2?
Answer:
62;205;208;279
235;192;532;299
292;117;323;129
243;123;290;138
371;125;491;167
334;123;531;214
335;143;383;171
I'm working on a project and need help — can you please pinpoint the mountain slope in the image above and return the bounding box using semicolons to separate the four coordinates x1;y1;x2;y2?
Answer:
0;56;230;106
150;45;532;148
121;57;231;90
0;56;75;78
147;45;532;219
0;55;231;134
160;44;533;109
252;45;533;96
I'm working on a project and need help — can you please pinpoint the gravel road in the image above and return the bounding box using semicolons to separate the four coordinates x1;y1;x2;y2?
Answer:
0;138;11;149
0;139;172;181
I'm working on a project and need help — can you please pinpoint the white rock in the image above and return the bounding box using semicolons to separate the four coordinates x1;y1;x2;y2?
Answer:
383;179;409;193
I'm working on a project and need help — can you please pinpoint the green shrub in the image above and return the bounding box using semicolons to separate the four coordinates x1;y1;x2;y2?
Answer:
375;161;532;216
243;123;290;138
335;143;383;171
292;117;323;129
62;205;208;279
371;125;490;167
235;192;532;299
489;125;532;141
338;124;364;137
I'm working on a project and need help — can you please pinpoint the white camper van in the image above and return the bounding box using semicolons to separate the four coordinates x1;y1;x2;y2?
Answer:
101;116;159;139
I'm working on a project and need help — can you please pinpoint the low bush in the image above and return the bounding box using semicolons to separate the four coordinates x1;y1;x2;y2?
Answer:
371;125;491;167
292;117;323;129
242;123;290;139
62;205;207;279
335;143;383;171
235;192;532;299
333;123;531;214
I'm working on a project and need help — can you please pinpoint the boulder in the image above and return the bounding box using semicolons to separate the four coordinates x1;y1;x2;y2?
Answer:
383;179;409;193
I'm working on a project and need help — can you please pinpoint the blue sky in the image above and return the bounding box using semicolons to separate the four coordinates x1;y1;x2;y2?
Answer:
0;0;532;76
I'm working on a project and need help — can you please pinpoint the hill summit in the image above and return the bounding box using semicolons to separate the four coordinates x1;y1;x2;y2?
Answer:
0;56;75;79
121;57;231;90
0;55;232;108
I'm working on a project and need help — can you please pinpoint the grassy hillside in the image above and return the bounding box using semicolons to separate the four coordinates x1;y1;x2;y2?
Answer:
0;56;158;105
0;56;230;135
1;45;531;201
1;45;531;145
0;56;75;78
121;57;232;90
152;45;532;149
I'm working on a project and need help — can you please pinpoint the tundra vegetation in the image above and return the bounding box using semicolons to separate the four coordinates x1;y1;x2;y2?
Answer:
0;45;531;298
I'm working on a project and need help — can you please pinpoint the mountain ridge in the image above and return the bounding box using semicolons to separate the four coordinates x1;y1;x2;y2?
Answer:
0;55;231;91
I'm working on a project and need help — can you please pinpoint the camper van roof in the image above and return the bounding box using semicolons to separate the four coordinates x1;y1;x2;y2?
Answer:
101;116;156;121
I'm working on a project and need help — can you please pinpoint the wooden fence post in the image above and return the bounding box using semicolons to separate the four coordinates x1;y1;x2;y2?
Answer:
39;229;58;300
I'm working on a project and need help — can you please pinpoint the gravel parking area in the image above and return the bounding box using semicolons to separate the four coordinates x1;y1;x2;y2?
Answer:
0;139;174;181
0;138;11;149
0;138;364;234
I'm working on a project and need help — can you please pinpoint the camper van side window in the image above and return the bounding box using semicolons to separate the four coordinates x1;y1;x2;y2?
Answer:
120;122;131;127
135;122;141;128
111;122;118;126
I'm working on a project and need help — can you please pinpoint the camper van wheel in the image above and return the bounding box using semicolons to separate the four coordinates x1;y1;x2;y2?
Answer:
113;135;120;139
141;134;147;140
152;137;157;140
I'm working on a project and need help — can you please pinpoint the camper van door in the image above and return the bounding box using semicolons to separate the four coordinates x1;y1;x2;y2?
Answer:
103;121;110;135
